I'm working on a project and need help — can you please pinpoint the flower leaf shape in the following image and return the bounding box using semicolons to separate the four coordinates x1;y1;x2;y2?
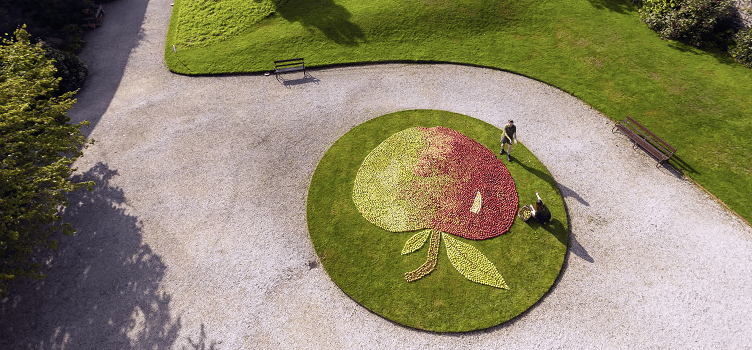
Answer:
443;233;508;289
401;230;431;255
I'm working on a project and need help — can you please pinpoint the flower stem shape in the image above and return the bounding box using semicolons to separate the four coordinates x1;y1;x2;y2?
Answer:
405;230;441;282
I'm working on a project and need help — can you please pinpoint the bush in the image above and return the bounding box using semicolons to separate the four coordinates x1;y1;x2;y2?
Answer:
62;24;85;54
43;44;88;94
642;0;680;13
730;27;752;67
640;0;735;47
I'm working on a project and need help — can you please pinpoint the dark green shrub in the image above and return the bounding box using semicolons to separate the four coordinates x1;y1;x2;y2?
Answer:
43;44;88;94
640;0;735;47
731;27;752;67
62;24;84;54
0;0;89;42
39;0;86;29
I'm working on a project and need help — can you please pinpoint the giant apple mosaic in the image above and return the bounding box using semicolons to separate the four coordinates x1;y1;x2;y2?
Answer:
353;126;518;288
306;110;569;332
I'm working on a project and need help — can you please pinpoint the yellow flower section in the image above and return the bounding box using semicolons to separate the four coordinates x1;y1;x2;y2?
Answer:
469;191;482;214
352;128;427;232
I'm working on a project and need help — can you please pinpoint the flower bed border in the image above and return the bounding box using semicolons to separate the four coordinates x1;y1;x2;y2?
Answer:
306;110;569;332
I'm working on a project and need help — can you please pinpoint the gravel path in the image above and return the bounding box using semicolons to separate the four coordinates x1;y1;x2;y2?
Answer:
3;0;752;349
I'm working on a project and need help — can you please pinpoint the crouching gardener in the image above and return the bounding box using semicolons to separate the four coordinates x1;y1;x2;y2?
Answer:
531;192;551;224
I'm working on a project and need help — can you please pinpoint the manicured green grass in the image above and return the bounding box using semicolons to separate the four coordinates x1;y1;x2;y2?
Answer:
171;0;275;49
307;110;567;331
167;0;752;224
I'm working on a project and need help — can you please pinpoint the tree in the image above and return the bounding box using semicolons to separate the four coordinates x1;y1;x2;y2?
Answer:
1;26;93;296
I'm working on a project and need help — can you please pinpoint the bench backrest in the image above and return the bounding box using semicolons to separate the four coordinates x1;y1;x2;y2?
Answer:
274;58;304;68
625;116;676;156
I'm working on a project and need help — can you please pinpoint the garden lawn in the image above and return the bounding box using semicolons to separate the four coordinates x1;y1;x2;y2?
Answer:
167;0;752;224
307;110;568;332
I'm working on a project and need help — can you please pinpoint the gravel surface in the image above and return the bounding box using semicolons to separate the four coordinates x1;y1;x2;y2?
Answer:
2;0;752;349
735;0;752;28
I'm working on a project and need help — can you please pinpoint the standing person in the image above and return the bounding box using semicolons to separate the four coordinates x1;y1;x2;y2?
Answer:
500;120;517;162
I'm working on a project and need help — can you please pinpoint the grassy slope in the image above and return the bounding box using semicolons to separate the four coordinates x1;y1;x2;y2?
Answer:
166;0;752;224
307;110;567;331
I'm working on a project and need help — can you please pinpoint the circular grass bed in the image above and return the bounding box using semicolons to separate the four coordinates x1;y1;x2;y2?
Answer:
307;110;568;332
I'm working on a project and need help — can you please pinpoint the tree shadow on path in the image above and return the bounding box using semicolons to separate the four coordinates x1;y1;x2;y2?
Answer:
67;0;150;137
183;324;218;350
0;162;180;349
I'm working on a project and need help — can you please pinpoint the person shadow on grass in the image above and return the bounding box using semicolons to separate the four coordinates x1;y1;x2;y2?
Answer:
523;192;594;263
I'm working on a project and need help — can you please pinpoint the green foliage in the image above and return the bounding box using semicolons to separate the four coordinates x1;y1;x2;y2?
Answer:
731;27;752;67
61;24;84;54
640;0;735;47
642;0;680;13
0;27;93;296
0;0;88;37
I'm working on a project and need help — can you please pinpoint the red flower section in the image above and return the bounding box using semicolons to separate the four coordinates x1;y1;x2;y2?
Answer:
409;127;518;240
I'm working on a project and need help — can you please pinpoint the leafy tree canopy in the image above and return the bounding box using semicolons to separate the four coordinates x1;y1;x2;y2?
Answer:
1;26;92;296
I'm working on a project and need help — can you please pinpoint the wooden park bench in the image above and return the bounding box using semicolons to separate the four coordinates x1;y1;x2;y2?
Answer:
82;4;105;29
613;116;676;168
273;58;307;81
